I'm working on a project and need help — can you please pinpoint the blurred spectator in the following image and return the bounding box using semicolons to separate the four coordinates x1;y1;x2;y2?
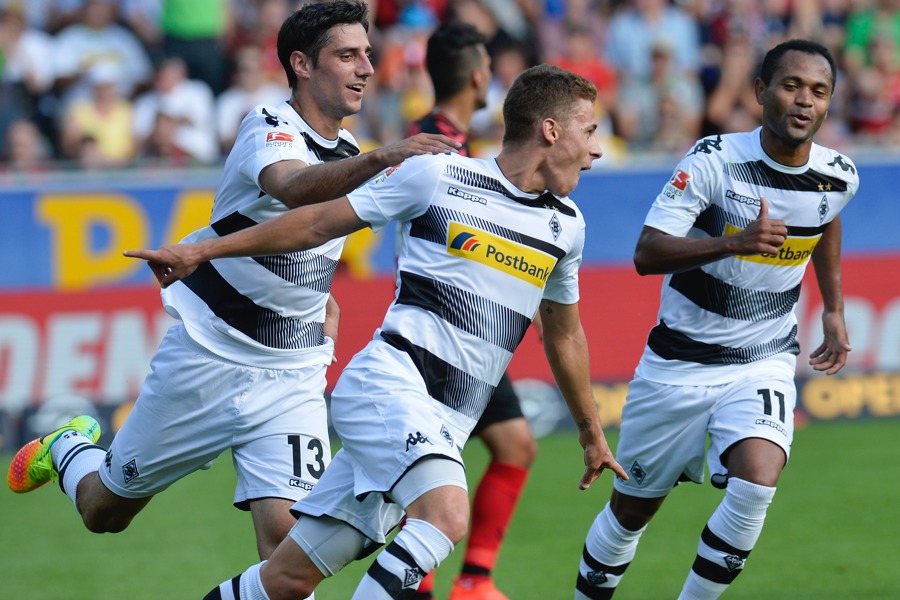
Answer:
703;28;762;135
229;0;289;86
53;0;153;103
549;22;618;118
0;3;56;147
615;40;705;152
1;117;52;171
469;38;533;156
60;61;136;168
848;32;900;143
216;44;286;153
605;0;701;84
133;56;218;164
844;0;900;75
160;0;232;95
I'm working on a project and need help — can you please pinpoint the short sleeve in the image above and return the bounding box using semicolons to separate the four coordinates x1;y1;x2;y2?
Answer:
236;111;316;187
644;149;716;237
347;155;444;231
542;213;585;305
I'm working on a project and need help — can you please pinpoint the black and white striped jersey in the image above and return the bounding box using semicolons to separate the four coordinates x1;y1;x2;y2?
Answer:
636;127;858;385
161;101;360;369
347;153;585;420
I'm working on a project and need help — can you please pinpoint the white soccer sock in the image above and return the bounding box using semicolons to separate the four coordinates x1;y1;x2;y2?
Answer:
204;562;271;600
51;430;105;507
352;518;453;600
678;478;776;600
576;502;646;599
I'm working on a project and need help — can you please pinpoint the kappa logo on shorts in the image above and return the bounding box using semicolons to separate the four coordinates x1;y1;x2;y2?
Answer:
629;460;647;485
122;458;140;484
587;570;608;585
289;478;314;491
754;418;787;436
104;449;112;472
440;424;454;447
405;431;433;451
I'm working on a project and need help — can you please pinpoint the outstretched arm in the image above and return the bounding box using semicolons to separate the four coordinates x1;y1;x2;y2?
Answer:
809;215;851;375
539;299;627;489
124;197;367;287
634;197;788;275
262;133;461;208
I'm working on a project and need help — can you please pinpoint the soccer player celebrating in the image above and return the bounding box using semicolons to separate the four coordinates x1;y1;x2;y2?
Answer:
125;64;626;600
405;21;538;600
574;39;857;600
7;0;458;564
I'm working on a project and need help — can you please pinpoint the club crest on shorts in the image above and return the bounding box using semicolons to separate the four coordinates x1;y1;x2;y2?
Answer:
440;424;454;447
122;458;140;484
629;460;647;485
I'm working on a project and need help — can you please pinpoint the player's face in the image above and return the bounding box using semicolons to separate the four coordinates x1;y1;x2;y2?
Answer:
546;97;603;197
308;23;374;121
757;50;832;156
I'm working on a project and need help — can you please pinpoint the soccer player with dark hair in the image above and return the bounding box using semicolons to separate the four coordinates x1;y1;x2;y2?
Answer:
126;64;625;600
8;0;458;565
406;20;537;600
575;39;856;600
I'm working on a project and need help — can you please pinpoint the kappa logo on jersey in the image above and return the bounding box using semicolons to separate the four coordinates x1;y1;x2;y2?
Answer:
725;224;820;266
827;154;855;174
122;458;139;484
725;189;760;207
266;131;295;147
688;135;723;156
447;222;557;288
448;186;487;205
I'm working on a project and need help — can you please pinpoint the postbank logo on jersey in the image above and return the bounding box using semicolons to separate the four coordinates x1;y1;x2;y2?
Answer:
266;131;295;147
724;223;820;266
447;222;557;288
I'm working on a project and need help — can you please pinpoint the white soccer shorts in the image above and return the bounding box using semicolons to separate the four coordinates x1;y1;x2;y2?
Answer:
99;324;331;508
613;360;796;498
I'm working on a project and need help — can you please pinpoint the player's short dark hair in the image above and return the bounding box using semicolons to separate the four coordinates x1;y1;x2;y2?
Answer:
760;39;836;90
502;65;597;145
277;0;370;89
426;20;487;102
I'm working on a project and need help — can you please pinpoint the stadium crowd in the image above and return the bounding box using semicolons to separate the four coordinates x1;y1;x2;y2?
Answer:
1;0;899;171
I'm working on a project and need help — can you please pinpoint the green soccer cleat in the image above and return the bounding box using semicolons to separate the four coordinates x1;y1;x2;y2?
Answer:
7;416;101;494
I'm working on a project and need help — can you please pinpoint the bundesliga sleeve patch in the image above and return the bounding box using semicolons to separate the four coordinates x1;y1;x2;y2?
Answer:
266;131;295;147
663;168;692;199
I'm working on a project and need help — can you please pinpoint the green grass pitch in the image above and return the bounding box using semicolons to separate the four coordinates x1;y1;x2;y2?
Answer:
2;418;897;599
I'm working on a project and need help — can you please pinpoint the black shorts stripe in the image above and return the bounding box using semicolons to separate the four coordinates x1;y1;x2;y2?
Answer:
647;320;799;365
397;271;530;353
701;525;751;559
410;205;567;259
183;262;324;349
380;332;495;419
691;555;743;584
669;268;800;322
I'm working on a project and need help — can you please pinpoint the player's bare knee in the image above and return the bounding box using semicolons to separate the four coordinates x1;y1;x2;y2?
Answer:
610;492;662;532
